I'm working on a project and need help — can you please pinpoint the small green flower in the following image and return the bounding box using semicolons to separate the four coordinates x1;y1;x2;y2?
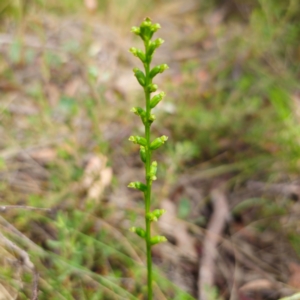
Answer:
150;64;169;78
129;47;146;62
150;23;161;33
133;68;146;86
150;135;168;150
148;84;158;93
150;92;166;109
131;26;141;35
128;135;147;146
146;209;166;222
130;227;146;238
128;181;147;192
148;114;156;124
148;38;164;56
150;235;167;245
131;106;145;117
148;161;157;181
140;146;147;163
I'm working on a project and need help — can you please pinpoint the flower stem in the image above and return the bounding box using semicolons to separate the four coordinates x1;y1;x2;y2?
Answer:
144;42;153;300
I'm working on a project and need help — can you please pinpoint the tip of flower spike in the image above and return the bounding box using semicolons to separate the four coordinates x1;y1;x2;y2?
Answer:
141;17;152;27
152;161;157;166
161;135;168;142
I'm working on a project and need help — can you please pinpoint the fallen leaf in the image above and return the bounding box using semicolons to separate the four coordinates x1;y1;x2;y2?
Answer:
8;103;38;115
288;263;300;289
45;84;60;106
64;77;82;97
29;148;56;163
82;154;112;201
239;279;274;292
84;0;98;12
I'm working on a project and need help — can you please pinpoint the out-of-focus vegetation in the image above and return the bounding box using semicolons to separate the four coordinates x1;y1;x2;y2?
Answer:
1;0;300;299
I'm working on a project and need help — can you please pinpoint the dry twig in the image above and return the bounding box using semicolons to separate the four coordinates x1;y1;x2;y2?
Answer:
0;206;51;212
247;180;300;199
199;188;230;300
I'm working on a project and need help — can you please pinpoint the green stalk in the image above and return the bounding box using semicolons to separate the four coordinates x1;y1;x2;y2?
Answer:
144;44;153;299
128;18;169;299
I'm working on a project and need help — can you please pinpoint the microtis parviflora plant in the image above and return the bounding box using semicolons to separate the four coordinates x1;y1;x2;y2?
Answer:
128;18;169;299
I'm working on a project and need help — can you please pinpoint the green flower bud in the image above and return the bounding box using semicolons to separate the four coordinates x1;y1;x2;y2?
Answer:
133;68;146;86
129;47;146;62
149;114;156;124
141;18;152;28
139;17;153;41
131;26;141;35
137;19;161;41
149;161;157;180
149;64;169;78
148;84;158;93
137;50;146;62
140;146;146;163
150;23;161;33
128;181;147;192
146;209;166;222
148;38;165;56
150;92;165;109
152;209;166;218
130;227;146;238
129;135;147;146
131;107;145;117
150;135;168;150
151;235;167;245
129;47;138;56
131;107;146;124
147;214;158;222
154;38;164;47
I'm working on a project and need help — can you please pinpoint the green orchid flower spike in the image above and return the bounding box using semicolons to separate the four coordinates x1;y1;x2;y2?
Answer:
128;17;168;299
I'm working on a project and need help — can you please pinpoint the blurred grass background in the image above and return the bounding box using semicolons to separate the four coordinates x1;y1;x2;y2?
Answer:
1;0;300;299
